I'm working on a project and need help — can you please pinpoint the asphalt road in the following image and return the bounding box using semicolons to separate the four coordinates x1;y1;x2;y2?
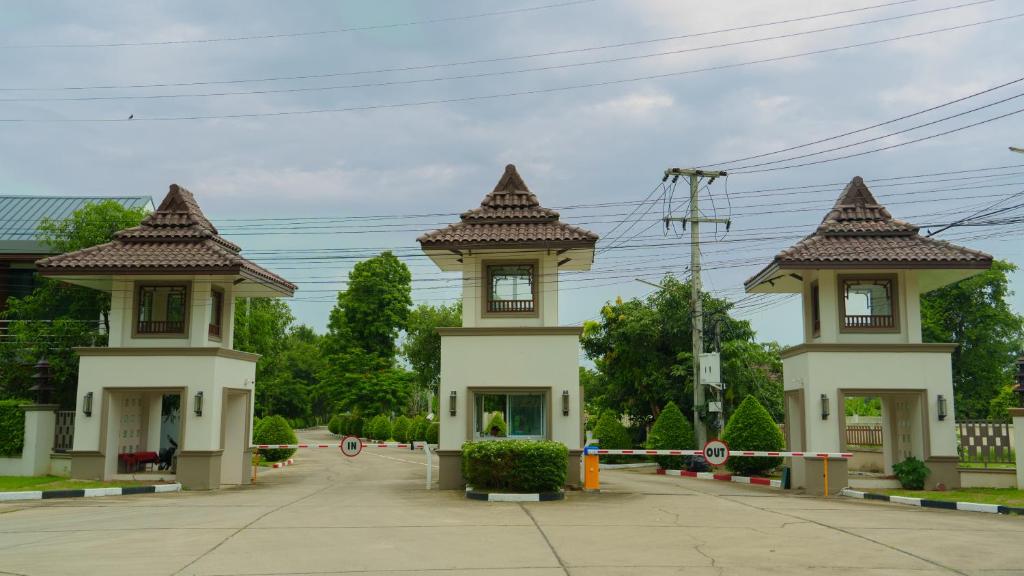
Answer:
1;428;1021;575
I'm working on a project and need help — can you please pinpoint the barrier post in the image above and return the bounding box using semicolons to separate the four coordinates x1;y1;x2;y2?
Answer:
823;457;829;498
583;445;600;491
423;442;433;490
252;448;259;483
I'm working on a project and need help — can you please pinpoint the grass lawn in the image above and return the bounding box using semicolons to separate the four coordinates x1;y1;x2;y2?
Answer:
881;488;1024;507
0;476;157;492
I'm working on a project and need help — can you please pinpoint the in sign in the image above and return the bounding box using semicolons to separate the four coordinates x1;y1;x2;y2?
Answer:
340;435;362;457
702;439;729;467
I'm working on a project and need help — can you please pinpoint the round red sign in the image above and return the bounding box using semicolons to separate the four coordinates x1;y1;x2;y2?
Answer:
340;435;362;457
702;439;729;467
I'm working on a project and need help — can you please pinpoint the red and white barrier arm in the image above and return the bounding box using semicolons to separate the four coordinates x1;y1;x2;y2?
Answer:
588;448;852;459
251;442;437;449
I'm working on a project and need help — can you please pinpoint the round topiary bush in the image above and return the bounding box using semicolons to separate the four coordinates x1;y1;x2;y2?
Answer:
426;422;440;444
721;395;785;476
254;415;298;462
592;412;632;463
327;415;341;435
409;415;427;441
392;415;412;443
486;412;508;437
646;401;696;470
368;414;391;441
347;414;363;437
462;440;567;493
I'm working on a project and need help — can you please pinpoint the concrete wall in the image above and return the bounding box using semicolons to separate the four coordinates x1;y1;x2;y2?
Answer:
959;468;1017;489
783;348;957;458
849;449;885;473
460;252;560;328
108;274;237;349
438;330;582;452
800;269;921;345
0;406;57;476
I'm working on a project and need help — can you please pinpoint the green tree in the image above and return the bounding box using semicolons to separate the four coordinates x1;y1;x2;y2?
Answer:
921;260;1024;418
403;302;461;411
318;348;414;415
592;412;632;463
719;340;784;422
581;276;768;425
1;201;147;406
988;386;1016;422
721;396;785;476
645;401;695;470
325;251;412;359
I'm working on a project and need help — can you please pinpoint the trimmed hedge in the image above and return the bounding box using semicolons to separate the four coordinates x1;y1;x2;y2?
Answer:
462;440;567;492
347;414;363;437
426;422;440;444
328;414;341;435
0;399;27;457
254;415;297;462
592;412;632;463
646;401;695;470
721;395;785;476
393;415;412;443
368;414;391;441
410;415;428;441
486;412;508;437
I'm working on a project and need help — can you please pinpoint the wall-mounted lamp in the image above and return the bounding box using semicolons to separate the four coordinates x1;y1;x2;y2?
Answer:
194;391;204;417
937;394;948;421
449;390;457;416
562;390;570;416
820;394;829;420
82;391;93;417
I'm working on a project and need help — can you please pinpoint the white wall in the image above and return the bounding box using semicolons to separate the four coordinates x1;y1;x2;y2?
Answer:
439;332;582;451
74;353;256;458
783;349;957;457
460;252;560;328
801;269;923;345
108;275;236;349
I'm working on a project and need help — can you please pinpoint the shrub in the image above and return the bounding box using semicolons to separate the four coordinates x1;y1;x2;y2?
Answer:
392;415;412;443
327;415;340;435
0;399;27;457
426;422;440;444
253;415;297;462
347;414;363;437
592;412;632;463
462;440;567;492
409;415;427;441
721;395;785;476
368;415;391;441
337;415;350;436
646;401;696;470
485;412;508;437
893;456;930;490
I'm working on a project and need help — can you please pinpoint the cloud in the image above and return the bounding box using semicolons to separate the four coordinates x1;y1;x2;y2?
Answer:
584;92;675;119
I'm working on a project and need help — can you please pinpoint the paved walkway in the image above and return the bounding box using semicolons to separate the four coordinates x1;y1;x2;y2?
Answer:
1;428;1022;575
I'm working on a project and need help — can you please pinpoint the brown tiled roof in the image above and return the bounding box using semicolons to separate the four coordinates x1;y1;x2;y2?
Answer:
745;177;991;287
418;164;598;249
36;184;296;294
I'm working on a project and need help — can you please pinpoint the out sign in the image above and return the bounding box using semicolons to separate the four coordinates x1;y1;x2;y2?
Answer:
340;435;362;457
702;439;729;467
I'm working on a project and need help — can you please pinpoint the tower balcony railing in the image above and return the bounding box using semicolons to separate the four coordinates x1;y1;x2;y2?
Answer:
843;314;895;329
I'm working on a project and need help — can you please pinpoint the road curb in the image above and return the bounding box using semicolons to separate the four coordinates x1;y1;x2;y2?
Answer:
658;468;782;488
465;488;564;502
271;458;295;469
841;488;1024;515
0;483;182;502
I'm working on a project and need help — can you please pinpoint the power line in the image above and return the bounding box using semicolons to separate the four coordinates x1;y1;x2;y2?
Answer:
0;0;925;91
0;1;992;103
3;12;1020;123
0;0;600;49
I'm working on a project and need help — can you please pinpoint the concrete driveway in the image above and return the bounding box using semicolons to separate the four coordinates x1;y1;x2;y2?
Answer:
1;428;1021;576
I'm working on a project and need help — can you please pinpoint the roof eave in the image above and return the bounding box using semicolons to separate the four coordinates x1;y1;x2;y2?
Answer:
417;239;597;251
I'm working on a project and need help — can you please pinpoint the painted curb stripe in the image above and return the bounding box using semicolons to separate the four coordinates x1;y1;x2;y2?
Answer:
842;489;1024;515
0;484;180;502
660;469;780;489
465;490;563;502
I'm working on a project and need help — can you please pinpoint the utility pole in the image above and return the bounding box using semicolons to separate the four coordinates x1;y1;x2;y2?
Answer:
663;168;729;446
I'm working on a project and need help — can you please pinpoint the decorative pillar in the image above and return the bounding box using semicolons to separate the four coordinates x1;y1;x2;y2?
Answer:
1010;408;1024;490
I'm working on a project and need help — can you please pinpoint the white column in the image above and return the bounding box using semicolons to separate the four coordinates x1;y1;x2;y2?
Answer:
1011;408;1024;489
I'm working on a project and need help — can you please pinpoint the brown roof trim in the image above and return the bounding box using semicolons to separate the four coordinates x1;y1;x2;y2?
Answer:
774;259;992;269
780;342;958;359
75;346;260;362
436;326;583;336
420;240;597;251
38;263;296;294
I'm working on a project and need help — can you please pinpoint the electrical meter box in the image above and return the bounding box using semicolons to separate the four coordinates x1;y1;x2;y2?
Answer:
699;352;721;386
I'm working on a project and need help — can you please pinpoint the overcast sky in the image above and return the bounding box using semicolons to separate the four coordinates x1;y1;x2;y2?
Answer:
2;0;1022;346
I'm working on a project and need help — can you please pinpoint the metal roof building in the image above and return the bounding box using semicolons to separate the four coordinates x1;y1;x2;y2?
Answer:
0;195;154;256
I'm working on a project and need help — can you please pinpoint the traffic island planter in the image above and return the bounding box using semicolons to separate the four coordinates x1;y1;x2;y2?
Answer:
0;483;182;502
465;487;564;502
841;488;1024;515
